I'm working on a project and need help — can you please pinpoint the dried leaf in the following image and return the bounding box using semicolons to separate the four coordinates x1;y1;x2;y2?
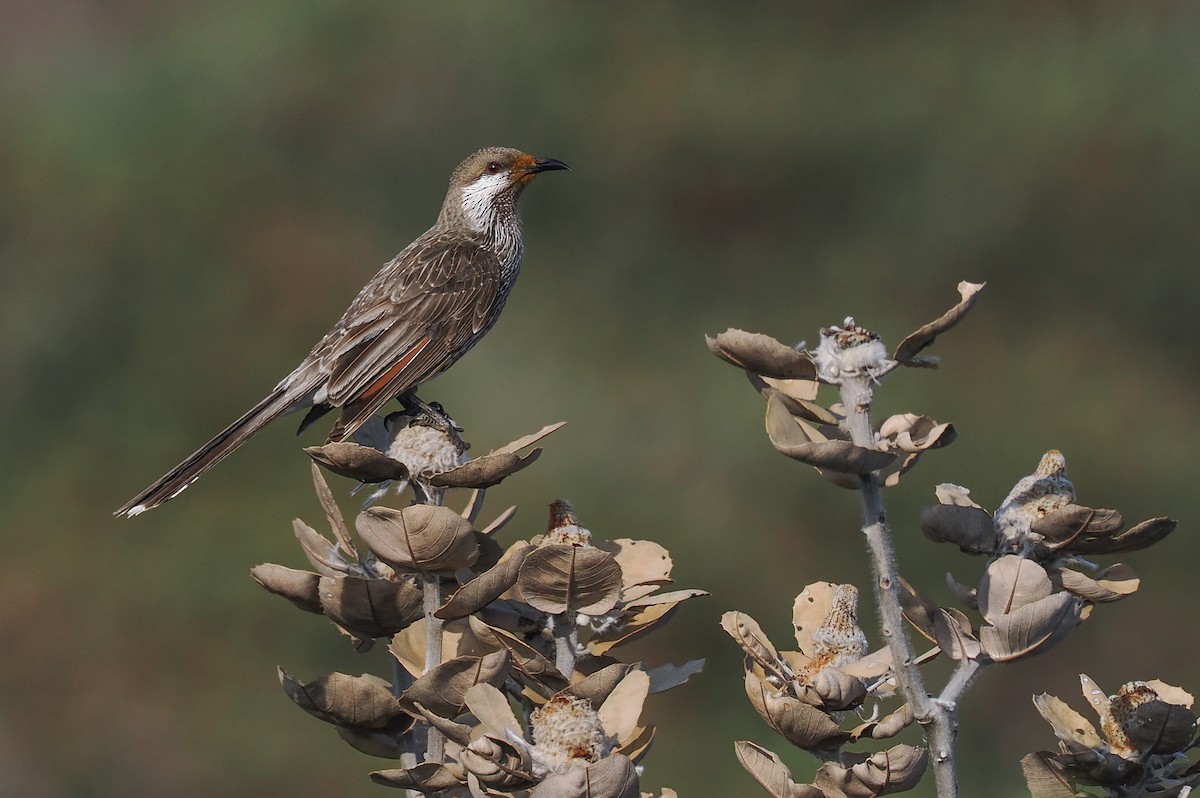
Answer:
801;668;868;712
646;659;706;694
978;555;1053;624
251;564;323;614
318;574;424;638
1125;699;1197;755
1019;751;1078;798
934;483;982;508
933;608;981;661
745;671;849;750
721;611;786;677
370;762;464;791
897;577;939;643
919;504;996;555
436;542;529;620
815;744;928;797
399;650;510;719
589;596;698;655
1146;680;1195;709
761;375;821;403
791;582;840;654
1051;563;1139;603
706;329;817;380
595;539;673;590
278;669;410;730
431;450;541;489
893;280;985;365
1037;509;1177;555
563;663;635;709
467;616;568;691
980;592;1081;661
878;413;957;453
305;441;410;483
293;518;354;576
766;392;895;474
945;572;978;610
460;736;537;790
1033;693;1103;750
599;670;650;744
1049;748;1141;787
462;682;523;740
335;725;410;758
529;753;640;798
518;544;623;615
850;704;914;741
492;421;567;455
734;741;823;798
356;504;479;572
310;462;358;556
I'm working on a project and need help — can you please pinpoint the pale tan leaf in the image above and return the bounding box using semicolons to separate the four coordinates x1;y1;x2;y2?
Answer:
815;744;928;797
978;555;1052;624
706;329;817;380
529;753;640;798
745;670;849;750
596;539;673;589
399;650;510;718
250;563;323;614
293;518;353;576
492;421;567;455
1051;564;1139;603
980;592;1081;661
934;482;983;508
1146;680;1194;709
462;683;523;740
467;616;567;691
1032;693;1102;749
599;670;650;745
431;449;541;489
933;608;981;661
370;762;464;791
850;704;914;741
792;581;840;654
318;574;423;639
564;663;635;709
734;741;823;798
310;462;358;556
721;611;785;676
893;280;985;365
766;392;895;474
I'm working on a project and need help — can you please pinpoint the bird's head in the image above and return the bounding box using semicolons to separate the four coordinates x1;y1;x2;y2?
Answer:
443;147;569;234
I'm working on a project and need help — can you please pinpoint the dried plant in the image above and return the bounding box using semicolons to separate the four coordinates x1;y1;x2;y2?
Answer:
252;403;705;797
709;282;1181;798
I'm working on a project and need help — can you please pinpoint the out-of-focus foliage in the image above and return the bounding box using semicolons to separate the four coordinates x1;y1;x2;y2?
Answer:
2;3;1197;797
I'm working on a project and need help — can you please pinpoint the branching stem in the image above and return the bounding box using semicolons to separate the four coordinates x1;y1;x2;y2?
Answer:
839;372;959;798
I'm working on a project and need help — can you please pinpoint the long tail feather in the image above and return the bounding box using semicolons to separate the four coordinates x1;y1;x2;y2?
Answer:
115;384;307;517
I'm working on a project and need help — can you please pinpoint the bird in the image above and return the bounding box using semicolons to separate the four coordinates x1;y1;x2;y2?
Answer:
116;146;568;517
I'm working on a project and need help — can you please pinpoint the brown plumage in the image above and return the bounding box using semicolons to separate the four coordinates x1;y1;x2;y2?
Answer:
116;147;568;517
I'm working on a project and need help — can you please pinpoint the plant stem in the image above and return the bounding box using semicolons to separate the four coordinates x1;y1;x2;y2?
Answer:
553;611;577;678
422;571;445;763
839;373;958;798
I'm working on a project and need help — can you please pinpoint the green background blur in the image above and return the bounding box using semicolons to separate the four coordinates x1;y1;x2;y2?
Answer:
3;3;1198;796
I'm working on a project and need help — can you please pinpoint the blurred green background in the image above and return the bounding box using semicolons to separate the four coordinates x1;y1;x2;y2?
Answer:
3;2;1198;796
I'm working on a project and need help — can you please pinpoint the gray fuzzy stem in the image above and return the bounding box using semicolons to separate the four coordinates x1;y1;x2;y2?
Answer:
422;572;445;763
839;372;958;798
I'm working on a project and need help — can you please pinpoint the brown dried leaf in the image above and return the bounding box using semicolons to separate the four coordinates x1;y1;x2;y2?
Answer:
492;421;567;455
878;413;957;453
745;671;849;750
766;392;895;474
436;542;530;620
335;725;411;758
251;564;323;614
589;595;701;655
518;544;622;615
933;608;981;661
356;504;479;572
791;582;840;654
1036;509;1177;555
980;592;1081;661
595;539;673;590
945;572;978;610
529;753;640;798
462;682;523;741
370;762;464;791
919;504;996;555
467;616;567;691
706;329;817;380
1125;699;1198;755
1051;564;1140;603
1049;749;1140;788
563;663;636;709
431;450;540;489
1033;693;1103;750
978;555;1052;624
893;280;985;365
800;668;868;712
599;670;650;744
310;463;358;556
721;611;785;676
305;441;410;483
293;518;353;576
898;577;939;643
399;650;510;719
479;504;518;537
734;741;824;798
850;704;914;741
460;736;537;790
815;744;928;797
278;669;410;730
1019;751;1078;798
318;575;424;638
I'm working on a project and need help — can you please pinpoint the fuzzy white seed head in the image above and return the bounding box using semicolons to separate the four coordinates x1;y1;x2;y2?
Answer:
811;319;894;383
529;694;610;775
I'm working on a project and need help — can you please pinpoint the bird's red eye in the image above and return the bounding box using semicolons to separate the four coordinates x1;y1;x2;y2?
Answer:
486;161;501;174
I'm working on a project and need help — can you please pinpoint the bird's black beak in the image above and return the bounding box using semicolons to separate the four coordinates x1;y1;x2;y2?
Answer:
528;157;570;174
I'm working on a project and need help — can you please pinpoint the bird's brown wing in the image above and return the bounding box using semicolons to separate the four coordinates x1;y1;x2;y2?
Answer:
319;239;505;441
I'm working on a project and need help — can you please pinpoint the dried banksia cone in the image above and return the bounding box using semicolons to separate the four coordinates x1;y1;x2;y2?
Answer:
530;694;610;773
